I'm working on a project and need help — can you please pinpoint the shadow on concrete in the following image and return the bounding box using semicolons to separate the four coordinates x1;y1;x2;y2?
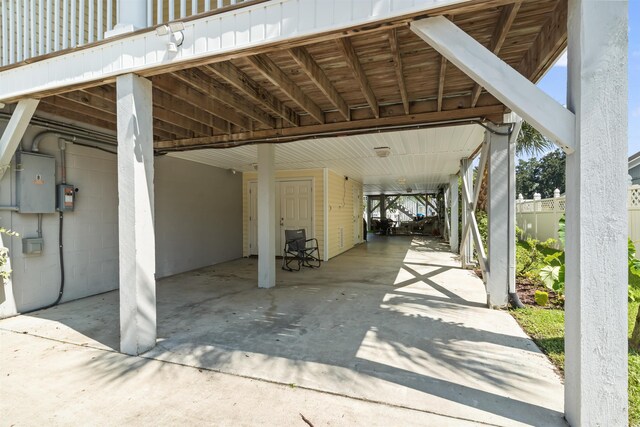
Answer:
5;235;565;426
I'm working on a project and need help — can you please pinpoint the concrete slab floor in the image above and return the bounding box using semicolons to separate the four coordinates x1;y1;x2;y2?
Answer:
0;235;566;426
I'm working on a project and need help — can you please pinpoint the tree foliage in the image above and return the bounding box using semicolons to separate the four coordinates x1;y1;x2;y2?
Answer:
516;149;566;199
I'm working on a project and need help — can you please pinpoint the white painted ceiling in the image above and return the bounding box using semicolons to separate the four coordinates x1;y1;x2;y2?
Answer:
169;124;484;194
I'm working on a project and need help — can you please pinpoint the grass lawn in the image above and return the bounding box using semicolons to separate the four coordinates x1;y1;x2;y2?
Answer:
512;302;640;426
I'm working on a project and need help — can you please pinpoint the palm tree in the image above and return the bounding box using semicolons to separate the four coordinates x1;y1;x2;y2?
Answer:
476;121;554;212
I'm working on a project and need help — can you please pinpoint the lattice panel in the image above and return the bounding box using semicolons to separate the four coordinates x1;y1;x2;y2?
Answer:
630;186;640;209
540;199;556;212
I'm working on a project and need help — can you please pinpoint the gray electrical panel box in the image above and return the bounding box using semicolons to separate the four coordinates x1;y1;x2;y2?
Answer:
57;184;75;212
22;237;44;255
16;152;56;213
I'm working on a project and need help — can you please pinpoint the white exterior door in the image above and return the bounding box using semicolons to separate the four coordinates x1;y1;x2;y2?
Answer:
279;180;313;254
249;179;313;256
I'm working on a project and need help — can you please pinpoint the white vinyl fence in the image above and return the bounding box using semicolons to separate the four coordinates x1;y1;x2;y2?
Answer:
516;185;640;250
0;0;246;66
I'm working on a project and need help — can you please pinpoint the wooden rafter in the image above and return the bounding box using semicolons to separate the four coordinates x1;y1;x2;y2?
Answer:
437;55;447;112
517;0;567;82
205;62;298;127
388;28;409;115
288;47;350;121
172;68;275;129
154;104;505;150
246;55;325;124
338;37;379;118
153;106;212;138
152;74;251;130
470;2;521;107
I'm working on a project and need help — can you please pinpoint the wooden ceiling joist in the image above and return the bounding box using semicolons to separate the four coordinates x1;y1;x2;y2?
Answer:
470;2;521;107
152;74;251;131
153;89;230;134
337;37;379;118
172;68;275;129
437;55;447;112
517;0;567;82
288;47;350;121
246;54;325;125
205;61;299;127
388;28;410;115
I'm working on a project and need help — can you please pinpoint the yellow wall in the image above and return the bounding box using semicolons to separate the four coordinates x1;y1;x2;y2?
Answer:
242;169;324;258
327;170;363;259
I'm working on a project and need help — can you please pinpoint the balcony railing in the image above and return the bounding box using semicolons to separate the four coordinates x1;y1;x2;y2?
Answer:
0;0;247;66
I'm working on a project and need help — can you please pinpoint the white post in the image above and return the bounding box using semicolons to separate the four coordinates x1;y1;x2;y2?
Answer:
460;158;473;267
117;73;156;356
565;1;628;425
257;144;276;289
449;174;458;253
486;125;510;308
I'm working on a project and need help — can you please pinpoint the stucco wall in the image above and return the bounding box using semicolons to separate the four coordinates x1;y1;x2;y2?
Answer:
0;125;241;317
155;156;242;277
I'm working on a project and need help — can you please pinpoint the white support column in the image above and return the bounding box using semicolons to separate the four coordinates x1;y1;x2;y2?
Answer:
486;125;510;308
507;114;521;298
449;174;458;253
565;1;628;425
117;73;156;356
443;186;450;241
257;144;276;288
460;158;473;267
112;0;147;34
0;99;39;179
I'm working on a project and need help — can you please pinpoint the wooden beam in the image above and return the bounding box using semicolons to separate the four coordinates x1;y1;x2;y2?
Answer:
152;74;251;130
153;89;229;134
411;16;575;153
205;61;298;127
246;54;325;124
38;101;116;131
437;55;447;112
517;0;567;82
154;104;505;150
172;68;275;128
42;96;117;124
470;2;521;107
288;47;350;121
338;37;379;118
59;90;115;114
153;105;213;138
388;28;409;115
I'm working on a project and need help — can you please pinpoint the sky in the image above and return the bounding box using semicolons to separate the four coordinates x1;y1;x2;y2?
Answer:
536;0;639;158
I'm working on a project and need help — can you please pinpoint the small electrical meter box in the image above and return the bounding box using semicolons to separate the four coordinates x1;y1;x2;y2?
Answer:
22;237;44;255
16;152;56;213
57;184;75;212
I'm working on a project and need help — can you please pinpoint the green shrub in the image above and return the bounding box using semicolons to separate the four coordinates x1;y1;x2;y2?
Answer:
516;238;543;278
534;290;549;306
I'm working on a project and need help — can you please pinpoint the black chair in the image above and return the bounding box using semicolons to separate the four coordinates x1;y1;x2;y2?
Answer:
282;229;321;271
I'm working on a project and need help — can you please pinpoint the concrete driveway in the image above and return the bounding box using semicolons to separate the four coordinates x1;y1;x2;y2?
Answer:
0;236;565;426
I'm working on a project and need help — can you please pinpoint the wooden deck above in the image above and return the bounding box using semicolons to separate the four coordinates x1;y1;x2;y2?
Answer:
12;0;567;152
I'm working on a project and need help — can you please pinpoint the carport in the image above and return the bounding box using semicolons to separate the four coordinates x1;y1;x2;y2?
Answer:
0;0;629;424
1;234;565;425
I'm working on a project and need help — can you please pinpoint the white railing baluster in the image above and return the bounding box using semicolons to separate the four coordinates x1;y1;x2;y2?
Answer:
54;0;60;50
204;0;210;12
1;0;7;65
29;0;36;58
45;0;51;53
168;0;174;20
192;0;197;15
79;0;85;45
16;0;22;61
156;0;162;24
180;0;186;18
62;0;68;49
88;0;94;42
106;0;112;30
147;0;152;26
217;0;222;8
38;0;44;55
97;0;103;40
71;0;77;46
22;0;28;58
